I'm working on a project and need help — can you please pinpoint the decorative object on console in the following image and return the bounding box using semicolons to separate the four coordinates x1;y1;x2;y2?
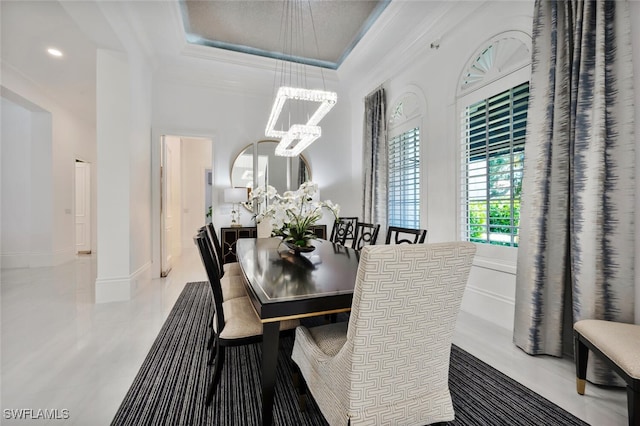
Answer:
264;0;337;157
223;188;248;228
249;182;339;250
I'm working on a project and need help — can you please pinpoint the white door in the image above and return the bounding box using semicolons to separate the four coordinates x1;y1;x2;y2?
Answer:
161;137;182;277
75;161;91;253
161;138;173;277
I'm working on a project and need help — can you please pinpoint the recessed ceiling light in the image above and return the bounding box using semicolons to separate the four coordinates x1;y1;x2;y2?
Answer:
47;48;63;57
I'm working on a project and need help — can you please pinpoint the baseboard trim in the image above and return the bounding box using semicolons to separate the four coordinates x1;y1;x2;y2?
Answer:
95;261;152;303
461;284;515;332
1;247;76;269
472;256;517;275
0;252;30;269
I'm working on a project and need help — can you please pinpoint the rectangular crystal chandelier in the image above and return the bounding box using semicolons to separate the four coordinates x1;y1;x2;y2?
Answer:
265;0;337;157
265;87;337;157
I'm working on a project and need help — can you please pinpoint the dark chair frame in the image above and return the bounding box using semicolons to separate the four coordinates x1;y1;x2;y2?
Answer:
385;226;427;245
206;222;227;278
194;230;294;406
330;217;358;246
574;329;639;426
352;222;380;250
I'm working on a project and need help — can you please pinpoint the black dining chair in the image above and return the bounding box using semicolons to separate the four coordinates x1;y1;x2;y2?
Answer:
197;227;247;353
206;222;242;277
193;231;299;405
385;226;427;245
330;217;358;246
352;222;380;250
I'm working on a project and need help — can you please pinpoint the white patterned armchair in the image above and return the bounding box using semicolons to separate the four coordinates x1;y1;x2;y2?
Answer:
291;242;476;425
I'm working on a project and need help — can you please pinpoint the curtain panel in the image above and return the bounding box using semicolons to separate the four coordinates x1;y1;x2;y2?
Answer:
362;88;388;226
514;0;635;386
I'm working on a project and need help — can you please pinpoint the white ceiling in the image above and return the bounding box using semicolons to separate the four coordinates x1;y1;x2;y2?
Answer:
0;0;455;127
181;0;389;69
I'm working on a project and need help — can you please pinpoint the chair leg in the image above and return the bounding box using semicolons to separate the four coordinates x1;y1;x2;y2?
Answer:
208;335;218;365
207;328;214;349
292;366;307;411
574;335;588;395
206;347;225;406
628;386;639;426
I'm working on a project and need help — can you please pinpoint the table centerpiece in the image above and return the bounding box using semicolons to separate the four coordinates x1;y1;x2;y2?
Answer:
247;182;339;254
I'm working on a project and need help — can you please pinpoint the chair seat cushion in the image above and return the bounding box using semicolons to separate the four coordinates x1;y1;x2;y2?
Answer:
219;296;299;340
307;322;348;356
224;262;242;276
221;275;246;301
574;319;640;379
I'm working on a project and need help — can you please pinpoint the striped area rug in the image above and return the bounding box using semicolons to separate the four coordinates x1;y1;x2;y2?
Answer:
111;281;587;425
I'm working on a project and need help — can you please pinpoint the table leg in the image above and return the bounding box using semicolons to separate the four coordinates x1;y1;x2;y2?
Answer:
261;321;280;425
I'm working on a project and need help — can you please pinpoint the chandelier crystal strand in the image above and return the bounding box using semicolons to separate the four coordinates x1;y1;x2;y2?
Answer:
265;0;337;157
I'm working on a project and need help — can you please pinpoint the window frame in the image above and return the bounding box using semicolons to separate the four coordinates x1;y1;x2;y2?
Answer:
460;82;529;247
456;65;530;256
387;125;421;229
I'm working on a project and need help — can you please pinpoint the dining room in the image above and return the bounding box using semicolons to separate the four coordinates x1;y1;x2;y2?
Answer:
1;0;640;425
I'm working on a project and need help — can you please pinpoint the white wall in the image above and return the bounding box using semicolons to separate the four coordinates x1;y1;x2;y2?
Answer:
1;98;32;267
1;66;96;268
127;53;153;280
95;49;132;300
343;0;640;328
95;48;153;302
342;1;534;330
151;56;355;262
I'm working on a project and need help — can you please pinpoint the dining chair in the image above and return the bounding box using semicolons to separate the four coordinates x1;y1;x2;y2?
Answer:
291;242;476;425
329;217;358;246
351;222;380;250
385;225;427;245
206;222;242;277
200;226;246;302
194;231;299;406
574;320;640;426
197;228;247;355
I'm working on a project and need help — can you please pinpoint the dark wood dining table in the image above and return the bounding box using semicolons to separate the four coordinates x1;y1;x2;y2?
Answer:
235;237;360;425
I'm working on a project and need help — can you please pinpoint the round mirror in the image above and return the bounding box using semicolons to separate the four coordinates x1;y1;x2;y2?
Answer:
231;140;311;193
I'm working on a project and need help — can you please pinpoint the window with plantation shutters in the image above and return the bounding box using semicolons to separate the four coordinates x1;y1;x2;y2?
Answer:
461;82;529;247
388;127;420;229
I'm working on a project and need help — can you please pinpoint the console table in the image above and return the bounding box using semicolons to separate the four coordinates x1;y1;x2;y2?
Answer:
220;224;327;264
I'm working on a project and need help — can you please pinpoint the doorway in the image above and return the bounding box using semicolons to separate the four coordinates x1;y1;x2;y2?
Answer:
75;160;91;254
159;135;213;277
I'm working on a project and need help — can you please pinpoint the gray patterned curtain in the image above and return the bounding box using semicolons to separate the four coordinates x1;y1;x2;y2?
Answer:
362;87;387;226
514;0;635;386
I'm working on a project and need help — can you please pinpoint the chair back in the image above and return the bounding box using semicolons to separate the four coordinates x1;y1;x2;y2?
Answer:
352;222;380;250
206;222;226;277
194;230;225;331
385;226;427;244
330;217;358;245
345;242;476;416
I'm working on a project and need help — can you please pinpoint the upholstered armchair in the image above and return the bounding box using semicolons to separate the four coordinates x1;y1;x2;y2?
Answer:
291;242;476;425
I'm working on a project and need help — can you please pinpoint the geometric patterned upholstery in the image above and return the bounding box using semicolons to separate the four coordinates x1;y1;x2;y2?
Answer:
292;242;476;425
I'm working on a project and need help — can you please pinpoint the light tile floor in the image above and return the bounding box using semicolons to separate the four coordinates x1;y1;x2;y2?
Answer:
0;248;627;425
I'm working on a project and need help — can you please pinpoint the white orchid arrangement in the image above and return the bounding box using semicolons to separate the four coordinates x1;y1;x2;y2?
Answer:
248;182;340;247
